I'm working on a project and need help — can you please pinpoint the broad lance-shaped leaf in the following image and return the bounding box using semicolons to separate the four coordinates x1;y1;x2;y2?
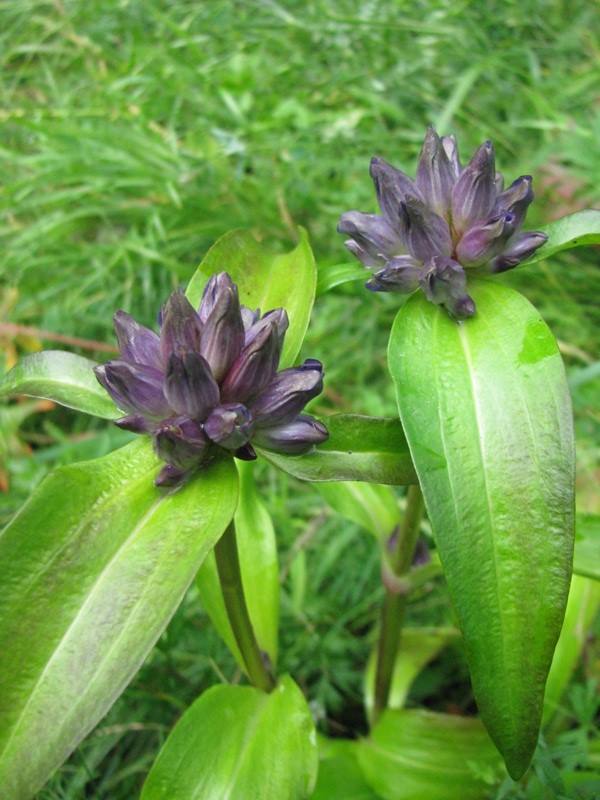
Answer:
259;414;417;485
196;461;279;671
315;480;400;542
519;209;600;267
0;350;119;419
141;675;318;800
356;708;503;800
573;513;600;581
388;280;574;779
0;440;238;800
186;228;317;369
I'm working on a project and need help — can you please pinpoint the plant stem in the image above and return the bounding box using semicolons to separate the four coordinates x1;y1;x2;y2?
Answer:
214;520;276;693
373;484;425;724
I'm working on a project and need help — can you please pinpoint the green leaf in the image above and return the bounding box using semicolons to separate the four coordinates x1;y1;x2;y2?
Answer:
573;513;600;580
364;627;460;720
316;481;400;541
0;441;238;800
196;461;279;671
388;281;575;779
186;228;316;368
141;675;318;800
0;350;119;419
259;415;418;485
312;739;381;800
521;209;600;267
316;262;365;296
543;574;600;724
355;709;503;800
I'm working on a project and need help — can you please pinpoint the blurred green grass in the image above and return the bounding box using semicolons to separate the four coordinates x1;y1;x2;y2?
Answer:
1;1;599;797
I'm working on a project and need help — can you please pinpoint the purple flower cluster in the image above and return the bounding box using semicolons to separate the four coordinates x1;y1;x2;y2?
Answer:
338;127;547;317
95;273;328;486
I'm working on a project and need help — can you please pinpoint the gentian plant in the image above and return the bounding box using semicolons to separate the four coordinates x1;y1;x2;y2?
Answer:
1;133;600;800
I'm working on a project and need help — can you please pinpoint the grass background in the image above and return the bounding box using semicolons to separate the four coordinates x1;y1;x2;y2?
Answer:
1;1;599;797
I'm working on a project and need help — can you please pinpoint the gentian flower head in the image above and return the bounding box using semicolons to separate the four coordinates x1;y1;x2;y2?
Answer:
95;273;328;486
338;127;547;318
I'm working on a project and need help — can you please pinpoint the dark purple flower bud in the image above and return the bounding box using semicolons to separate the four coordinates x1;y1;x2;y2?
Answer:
160;289;202;363
154;417;210;470
113;311;162;370
155;463;188;488
114;413;151;433
253;414;329;455
490;231;548;273
221;317;281;402
199;278;244;381
493;171;505;194
95;361;169;418
198;272;235;324
494;176;533;229
416;127;457;217
451;141;496;234
441;135;461;177
365;257;422;294
250;359;324;425
241;305;261;331
244;308;289;347
164;350;219;419
456;211;516;268
204;403;254;450
399;197;452;262
419;257;475;319
370;157;423;223
337;211;406;267
234;442;258;461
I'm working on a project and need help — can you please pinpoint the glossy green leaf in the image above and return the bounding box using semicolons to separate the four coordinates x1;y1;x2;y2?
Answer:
186;228;316;368
520;209;600;267
312;739;381;800
0;441;238;800
573;513;600;581
364;627;460;720
356;709;503;800
0;350;119;419
316;481;399;541
543;574;600;724
259;415;418;485
388;281;575;779
196;461;279;671
316;261;365;296
141;675;318;800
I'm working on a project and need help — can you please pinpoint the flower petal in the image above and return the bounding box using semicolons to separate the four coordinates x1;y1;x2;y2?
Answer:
365;257;422;294
113;311;162;370
400;197;452;261
222;316;282;402
253;414;329;454
160;288;203;363
250;359;324;425
494;175;534;229
369;156;423;223
451;141;496;233
338;211;406;266
199;278;245;382
456;211;516;268
419;257;475;319
490;231;548;273
164;350;219;419
95;361;168;417
153;418;210;469
416;126;457;217
204;403;254;450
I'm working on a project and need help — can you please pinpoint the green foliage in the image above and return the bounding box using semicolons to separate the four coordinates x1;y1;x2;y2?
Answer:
260;414;417;484
141;675;318;800
0;443;238;799
0;351;119;418
389;281;575;778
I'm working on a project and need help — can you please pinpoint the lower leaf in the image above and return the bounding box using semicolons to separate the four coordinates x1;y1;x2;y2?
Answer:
388;281;575;778
141;675;318;800
0;440;238;800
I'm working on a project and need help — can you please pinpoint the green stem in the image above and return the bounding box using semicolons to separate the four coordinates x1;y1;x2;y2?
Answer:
373;484;425;725
214;520;276;693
